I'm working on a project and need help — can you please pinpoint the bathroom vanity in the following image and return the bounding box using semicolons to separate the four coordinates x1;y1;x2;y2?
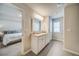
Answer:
31;33;52;54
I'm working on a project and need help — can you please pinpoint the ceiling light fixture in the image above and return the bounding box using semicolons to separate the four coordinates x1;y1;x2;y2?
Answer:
34;13;43;21
57;3;64;8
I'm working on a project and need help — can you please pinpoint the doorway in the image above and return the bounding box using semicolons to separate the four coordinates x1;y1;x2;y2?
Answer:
0;3;22;56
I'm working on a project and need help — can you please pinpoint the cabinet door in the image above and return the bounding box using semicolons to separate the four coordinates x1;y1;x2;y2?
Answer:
45;35;48;45
38;36;43;52
31;37;38;54
42;35;46;48
45;34;49;45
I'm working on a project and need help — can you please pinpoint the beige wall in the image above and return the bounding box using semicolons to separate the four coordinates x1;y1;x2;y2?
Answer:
13;3;42;54
41;16;49;33
64;4;79;54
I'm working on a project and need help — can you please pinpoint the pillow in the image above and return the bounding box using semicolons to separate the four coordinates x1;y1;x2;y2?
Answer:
3;31;21;34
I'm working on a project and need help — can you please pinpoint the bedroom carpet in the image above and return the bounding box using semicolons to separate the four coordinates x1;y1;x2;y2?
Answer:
0;42;1;48
0;42;4;48
0;42;21;56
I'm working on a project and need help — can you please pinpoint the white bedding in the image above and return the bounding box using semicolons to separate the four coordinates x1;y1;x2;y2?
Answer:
3;33;22;45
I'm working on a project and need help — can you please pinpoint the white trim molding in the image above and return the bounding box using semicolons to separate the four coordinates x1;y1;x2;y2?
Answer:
19;49;31;56
64;48;79;56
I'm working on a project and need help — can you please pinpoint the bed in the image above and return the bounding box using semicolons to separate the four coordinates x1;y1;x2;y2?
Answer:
2;31;22;46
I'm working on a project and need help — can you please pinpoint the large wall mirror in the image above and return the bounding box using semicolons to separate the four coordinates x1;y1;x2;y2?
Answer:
32;18;41;33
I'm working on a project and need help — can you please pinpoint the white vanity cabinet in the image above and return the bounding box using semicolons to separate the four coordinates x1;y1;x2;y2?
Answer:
31;33;52;55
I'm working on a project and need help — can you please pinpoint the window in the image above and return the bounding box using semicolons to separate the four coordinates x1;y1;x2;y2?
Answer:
0;4;22;31
33;18;41;32
49;19;53;32
53;20;60;32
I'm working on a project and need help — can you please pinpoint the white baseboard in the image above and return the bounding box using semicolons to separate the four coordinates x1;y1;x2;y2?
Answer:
21;49;31;56
53;39;63;42
64;48;79;55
